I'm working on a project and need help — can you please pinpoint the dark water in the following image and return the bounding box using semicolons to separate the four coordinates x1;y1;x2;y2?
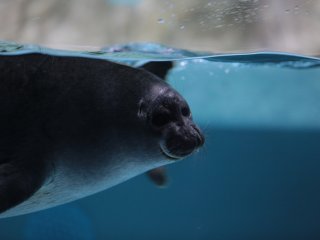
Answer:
0;41;320;240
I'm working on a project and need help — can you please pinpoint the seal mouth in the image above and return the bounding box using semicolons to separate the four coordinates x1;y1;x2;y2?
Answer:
160;144;182;161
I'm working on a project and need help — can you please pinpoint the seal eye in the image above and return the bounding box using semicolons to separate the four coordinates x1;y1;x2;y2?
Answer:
181;106;190;117
152;112;171;127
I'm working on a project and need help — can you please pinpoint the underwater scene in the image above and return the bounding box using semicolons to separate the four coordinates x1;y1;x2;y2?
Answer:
0;41;319;240
1;0;320;239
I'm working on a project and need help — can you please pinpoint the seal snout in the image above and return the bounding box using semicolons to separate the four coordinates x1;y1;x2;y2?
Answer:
161;123;205;159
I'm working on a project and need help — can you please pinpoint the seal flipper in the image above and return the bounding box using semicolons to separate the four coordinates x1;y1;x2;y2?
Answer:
139;61;173;80
146;167;167;188
0;158;47;214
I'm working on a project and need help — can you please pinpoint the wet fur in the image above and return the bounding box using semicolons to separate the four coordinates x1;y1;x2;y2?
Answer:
0;54;203;218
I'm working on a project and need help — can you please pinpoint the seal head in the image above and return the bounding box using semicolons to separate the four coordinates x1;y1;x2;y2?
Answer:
139;85;204;160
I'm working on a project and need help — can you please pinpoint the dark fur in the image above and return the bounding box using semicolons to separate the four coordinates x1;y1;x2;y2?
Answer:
0;54;204;215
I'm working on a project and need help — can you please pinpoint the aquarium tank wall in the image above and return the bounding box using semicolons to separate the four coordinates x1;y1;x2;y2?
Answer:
0;0;320;240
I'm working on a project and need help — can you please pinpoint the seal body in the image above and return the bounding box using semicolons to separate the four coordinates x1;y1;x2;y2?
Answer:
0;54;204;218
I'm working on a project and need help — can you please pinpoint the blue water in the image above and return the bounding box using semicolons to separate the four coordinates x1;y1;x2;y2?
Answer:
0;41;320;240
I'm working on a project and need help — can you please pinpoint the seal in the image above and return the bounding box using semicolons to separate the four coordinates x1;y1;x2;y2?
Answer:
0;54;204;218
